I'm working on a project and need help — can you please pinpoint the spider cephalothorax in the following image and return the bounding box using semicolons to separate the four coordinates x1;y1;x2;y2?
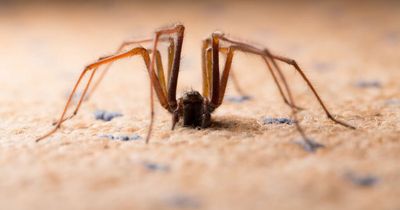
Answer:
172;90;211;130
36;23;355;144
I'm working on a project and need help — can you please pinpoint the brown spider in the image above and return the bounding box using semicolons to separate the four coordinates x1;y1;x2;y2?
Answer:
36;24;355;143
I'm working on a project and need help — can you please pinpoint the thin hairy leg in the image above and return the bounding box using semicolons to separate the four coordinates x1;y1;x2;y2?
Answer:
217;35;354;129
87;37;174;100
36;47;157;142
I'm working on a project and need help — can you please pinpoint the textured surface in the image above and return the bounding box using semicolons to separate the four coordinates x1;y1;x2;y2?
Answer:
1;1;400;210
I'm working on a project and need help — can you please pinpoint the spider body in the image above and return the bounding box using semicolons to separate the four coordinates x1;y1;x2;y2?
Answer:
36;23;354;143
176;90;211;129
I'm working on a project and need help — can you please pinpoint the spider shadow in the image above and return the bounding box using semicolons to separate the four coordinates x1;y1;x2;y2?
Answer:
208;115;262;134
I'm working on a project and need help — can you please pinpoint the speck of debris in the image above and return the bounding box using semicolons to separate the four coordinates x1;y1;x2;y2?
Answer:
98;134;142;141
226;95;251;103
385;99;400;106
94;110;123;121
294;138;325;153
262;117;294;125
354;80;382;89
165;194;201;209
313;62;334;72
120;135;130;141
143;161;170;172
345;172;379;187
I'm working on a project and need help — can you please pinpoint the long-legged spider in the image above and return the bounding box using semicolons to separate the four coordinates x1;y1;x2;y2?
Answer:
36;24;355;143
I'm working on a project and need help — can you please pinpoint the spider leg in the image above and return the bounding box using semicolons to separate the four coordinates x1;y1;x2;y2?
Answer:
225;48;302;110
268;53;355;129
203;46;248;101
210;33;221;108
262;53;304;111
201;40;211;98
53;47;174;126
204;34;306;139
149;24;185;112
36;47;162;142
149;49;168;97
146;24;185;135
167;38;175;86
51;64;98;126
206;33;355;141
217;47;248;97
202;47;214;99
87;37;174;100
204;39;302;110
207;35;308;139
214;34;355;129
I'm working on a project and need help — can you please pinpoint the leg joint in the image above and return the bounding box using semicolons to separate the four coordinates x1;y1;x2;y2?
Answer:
291;59;299;67
228;46;236;53
212;31;224;39
202;38;211;46
263;48;271;55
83;65;92;71
130;47;147;53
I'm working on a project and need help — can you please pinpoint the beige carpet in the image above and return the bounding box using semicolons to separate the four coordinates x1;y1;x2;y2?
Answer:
1;1;400;210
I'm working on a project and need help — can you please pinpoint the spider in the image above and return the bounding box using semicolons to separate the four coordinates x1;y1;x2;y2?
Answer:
36;24;355;143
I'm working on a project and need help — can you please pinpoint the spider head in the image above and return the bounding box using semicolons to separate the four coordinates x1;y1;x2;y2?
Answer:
176;90;211;128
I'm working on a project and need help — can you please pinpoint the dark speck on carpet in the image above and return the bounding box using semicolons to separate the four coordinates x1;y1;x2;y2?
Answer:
294;138;325;153
143;161;170;172
94;110;123;121
354;80;382;88
98;134;142;141
344;172;379;187
226;95;251;103
262;117;294;125
165;194;201;209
